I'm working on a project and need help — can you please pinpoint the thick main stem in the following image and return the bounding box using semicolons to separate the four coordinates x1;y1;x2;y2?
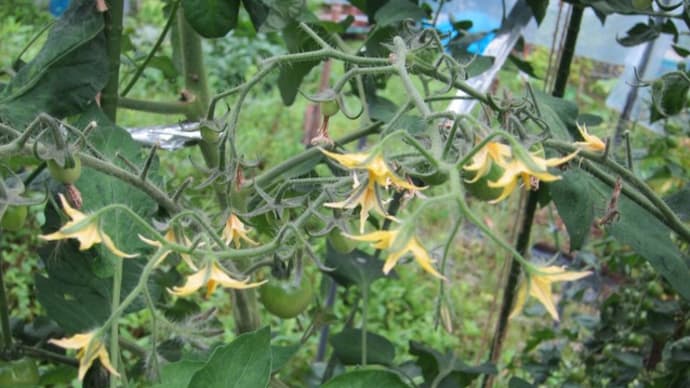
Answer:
176;9;218;168
101;0;125;121
0;244;13;350
109;259;123;388
551;5;583;99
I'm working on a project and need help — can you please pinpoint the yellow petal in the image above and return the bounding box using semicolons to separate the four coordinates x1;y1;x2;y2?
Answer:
168;266;209;296
509;281;528;319
383;249;404;275
57;193;86;222
321;149;371;169
209;262;267;290
407;239;445;279
97;346;120;378
101;233;138;258
49;332;93;349
536;266;592;282
575;124;606;152
530;275;559;321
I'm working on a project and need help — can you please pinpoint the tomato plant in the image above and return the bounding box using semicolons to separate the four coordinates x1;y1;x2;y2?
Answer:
47;156;81;184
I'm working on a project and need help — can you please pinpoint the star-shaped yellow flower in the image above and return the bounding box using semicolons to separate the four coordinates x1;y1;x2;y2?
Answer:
463;141;512;182
487;151;578;203
346;230;445;279
574;123;606;152
49;331;119;381
168;261;266;298
222;214;258;248
40;194;137;258
321;149;420;191
509;265;592;321
322;149;421;232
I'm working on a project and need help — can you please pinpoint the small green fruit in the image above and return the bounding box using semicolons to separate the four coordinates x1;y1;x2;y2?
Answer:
1;206;28;232
462;162;505;201
47;156;82;184
328;228;356;254
320;100;340;117
259;278;313;319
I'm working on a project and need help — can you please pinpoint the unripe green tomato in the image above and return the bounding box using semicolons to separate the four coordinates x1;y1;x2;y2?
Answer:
1;206;28;232
0;358;40;387
462;162;505;201
320;100;340;117
632;0;652;10
328;228;356;254
47;156;82;184
259;278;313;319
647;282;663;297
409;165;449;186
665;135;679;148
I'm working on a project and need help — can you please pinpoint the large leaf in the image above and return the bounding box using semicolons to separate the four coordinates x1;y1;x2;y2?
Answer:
0;0;107;127
664;186;690;221
260;0;306;32
322;369;410;388
35;106;162;332
324;243;387;288
330;328;396;366
373;0;426;27
242;0;269;31
182;0;241;38
188;326;272;388
531;89;579;140
550;170;596;250
409;341;496;387
278;22;320;105
650;72;690;122
152;360;205;388
551;169;690;299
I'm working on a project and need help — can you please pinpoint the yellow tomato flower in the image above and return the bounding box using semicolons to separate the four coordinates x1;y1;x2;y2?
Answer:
463;141;512;182
321;149;420;191
509;265;592;321
574;123;606;152
346;230;445;279
164;228;197;269
222;214;258;248
168;261;266;298
49;331;119;381
487;151;578;203
325;175;393;233
40;194;137;258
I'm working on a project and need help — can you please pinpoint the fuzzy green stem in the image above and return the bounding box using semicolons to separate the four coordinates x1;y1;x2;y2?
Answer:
102;0;125;121
361;285;368;366
109;258;123;388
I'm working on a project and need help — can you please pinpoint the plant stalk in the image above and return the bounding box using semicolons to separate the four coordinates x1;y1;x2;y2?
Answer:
109;259;123;388
0;244;13;350
102;0;125;121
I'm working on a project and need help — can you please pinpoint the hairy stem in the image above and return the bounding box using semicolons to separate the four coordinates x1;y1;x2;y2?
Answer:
102;0;125;121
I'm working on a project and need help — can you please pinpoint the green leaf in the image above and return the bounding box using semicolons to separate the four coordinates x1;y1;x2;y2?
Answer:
241;0;269;31
550;169;690;300
374;0;426;27
0;0;103;103
271;344;299;373
152;360;205;388
509;377;536;388
409;341;496;387
330;328;396;366
181;0;241;38
0;0;107;127
278;22;320;105
322;369;410;388
189;327;272;388
260;0;306;32
550;170;596;250
650;72;690;122
367;97;425;134
608;192;690;300
509;54;541;79
526;0;549;24
664;186;690;221
617;21;660;47
324;243;387;288
530;89;579;140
